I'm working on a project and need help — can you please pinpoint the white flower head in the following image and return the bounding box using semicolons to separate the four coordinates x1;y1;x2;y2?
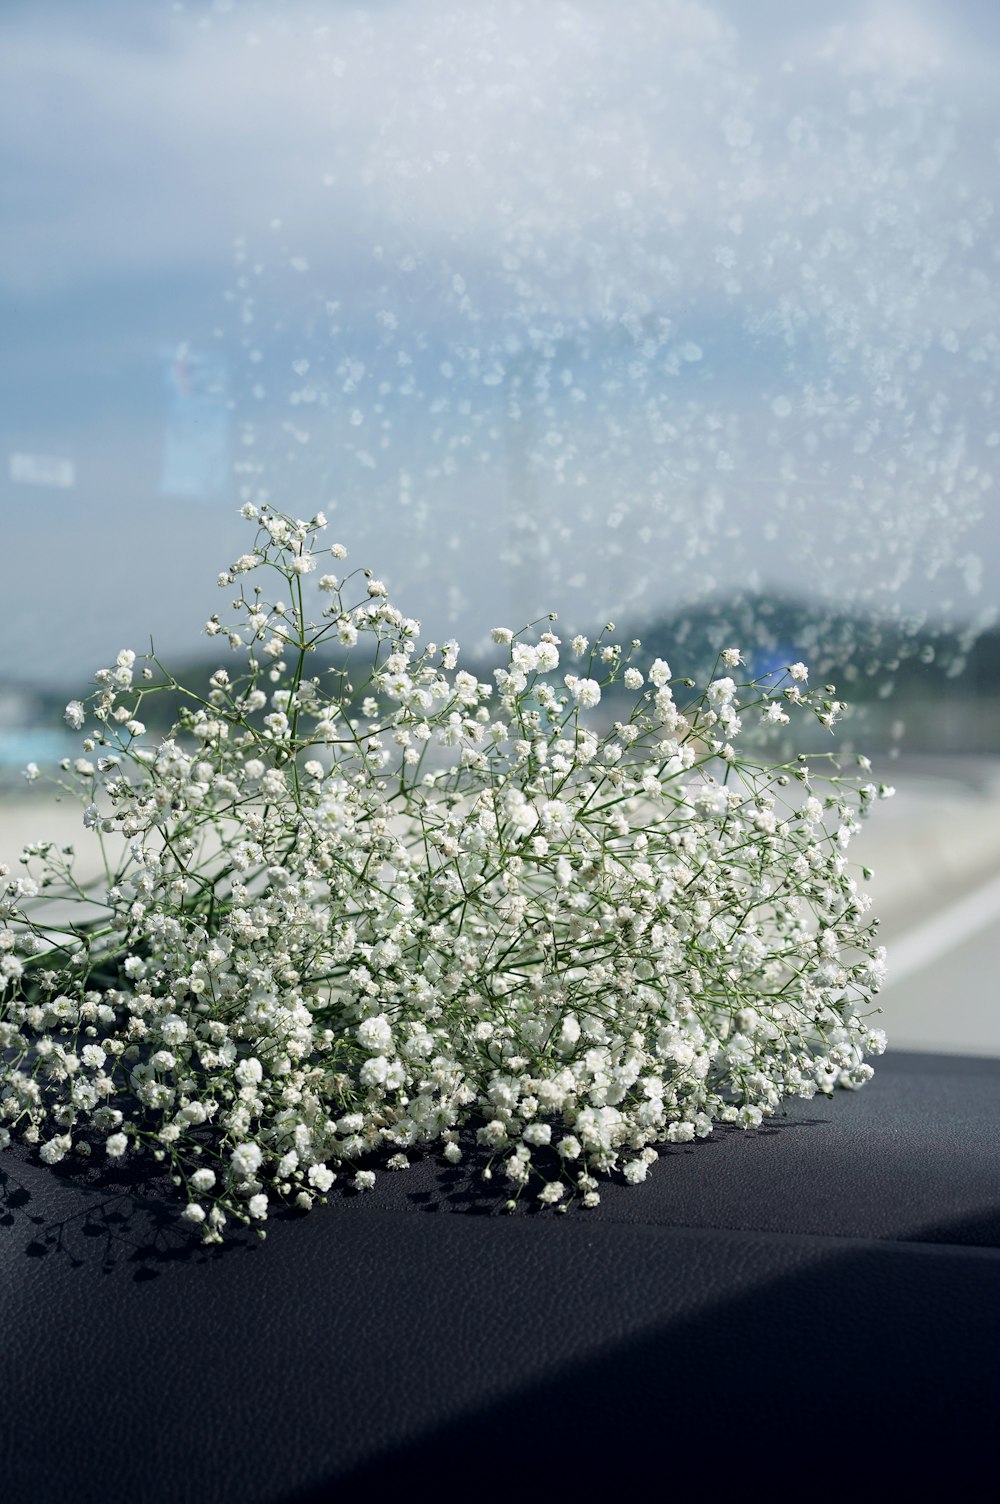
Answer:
231;1141;263;1179
309;1163;336;1192
357;1013;394;1054
567;676;601;708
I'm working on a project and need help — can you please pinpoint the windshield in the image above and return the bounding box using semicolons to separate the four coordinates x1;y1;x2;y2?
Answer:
2;0;999;1053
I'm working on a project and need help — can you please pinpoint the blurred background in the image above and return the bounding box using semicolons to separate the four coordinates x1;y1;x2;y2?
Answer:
1;0;998;1052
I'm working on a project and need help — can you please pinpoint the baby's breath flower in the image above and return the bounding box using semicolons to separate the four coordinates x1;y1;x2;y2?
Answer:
566;676;601;708
0;504;886;1237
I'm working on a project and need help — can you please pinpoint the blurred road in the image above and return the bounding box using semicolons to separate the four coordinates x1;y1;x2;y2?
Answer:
2;753;999;1057
860;756;1000;1057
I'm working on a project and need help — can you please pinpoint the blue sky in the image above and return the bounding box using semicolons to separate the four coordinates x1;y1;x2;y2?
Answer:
2;0;998;687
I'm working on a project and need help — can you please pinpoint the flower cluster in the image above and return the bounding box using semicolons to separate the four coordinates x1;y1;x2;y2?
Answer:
0;506;890;1240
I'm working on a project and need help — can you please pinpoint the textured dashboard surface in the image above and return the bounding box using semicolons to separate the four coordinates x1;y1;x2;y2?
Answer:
3;1049;998;1500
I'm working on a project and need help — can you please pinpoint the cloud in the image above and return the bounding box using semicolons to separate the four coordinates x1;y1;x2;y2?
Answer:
1;0;992;306
1;1;998;688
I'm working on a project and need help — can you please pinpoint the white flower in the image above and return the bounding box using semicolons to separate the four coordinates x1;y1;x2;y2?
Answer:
357;1014;394;1054
40;1137;68;1165
708;677;736;704
360;1054;390;1087
567;676;601;708
788;662;809;681
2;502;884;1242
231;1141;263;1178
181;1202;206;1224
307;1163;336;1192
491;627;513;644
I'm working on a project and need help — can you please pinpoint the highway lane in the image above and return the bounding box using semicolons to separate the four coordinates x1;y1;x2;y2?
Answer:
874;911;1000;1058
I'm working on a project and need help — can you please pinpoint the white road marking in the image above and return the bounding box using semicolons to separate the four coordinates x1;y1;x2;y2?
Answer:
882;870;1000;990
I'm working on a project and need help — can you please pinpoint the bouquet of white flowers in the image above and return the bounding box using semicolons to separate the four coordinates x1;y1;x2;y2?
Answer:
0;506;890;1241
